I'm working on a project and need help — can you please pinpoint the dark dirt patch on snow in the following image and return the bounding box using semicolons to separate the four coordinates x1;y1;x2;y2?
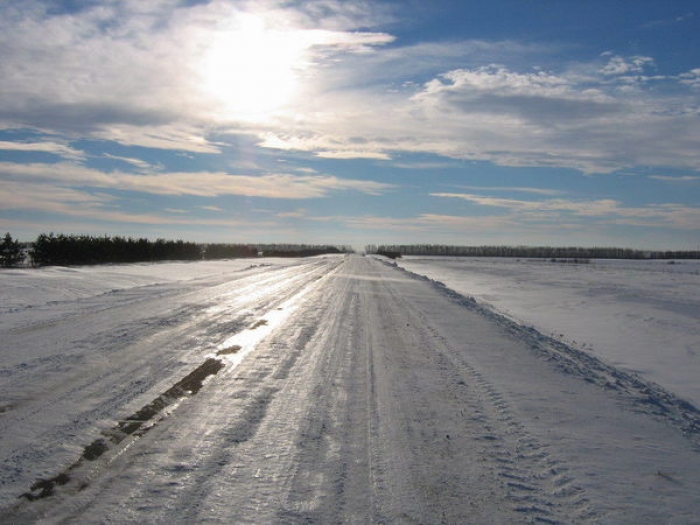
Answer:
18;357;226;503
217;344;242;356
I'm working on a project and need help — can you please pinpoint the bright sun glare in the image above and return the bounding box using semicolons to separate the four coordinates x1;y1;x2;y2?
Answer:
201;15;307;121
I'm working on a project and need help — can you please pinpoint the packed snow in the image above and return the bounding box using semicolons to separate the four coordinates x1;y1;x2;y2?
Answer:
394;256;700;408
1;255;699;523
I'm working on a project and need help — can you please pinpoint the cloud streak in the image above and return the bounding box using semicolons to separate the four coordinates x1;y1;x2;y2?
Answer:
431;192;700;229
0;161;394;199
0;140;85;160
649;175;700;182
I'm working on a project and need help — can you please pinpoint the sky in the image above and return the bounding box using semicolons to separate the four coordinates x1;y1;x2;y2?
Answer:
1;0;700;251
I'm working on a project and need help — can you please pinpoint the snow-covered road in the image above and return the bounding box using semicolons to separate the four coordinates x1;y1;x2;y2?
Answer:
3;256;700;523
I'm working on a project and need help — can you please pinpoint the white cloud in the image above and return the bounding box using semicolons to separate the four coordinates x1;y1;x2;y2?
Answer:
430;192;700;229
599;54;655;76
679;69;700;88
0;161;394;199
91;125;223;154
1;2;700;177
0;140;85;160
0;181;113;213
291;0;397;31
649;175;700;182
416;66;578;100
456;186;563;196
277;208;307;218
267;56;700;173
102;153;155;171
0;179;248;227
0;161;115;186
315;150;392;160
431;192;620;216
113;172;393;198
0;1;394;138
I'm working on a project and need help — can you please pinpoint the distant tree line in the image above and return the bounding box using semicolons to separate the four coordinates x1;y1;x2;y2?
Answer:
30;233;202;266
0;232;353;268
203;243;259;259
203;243;353;259
365;244;700;260
256;244;353;257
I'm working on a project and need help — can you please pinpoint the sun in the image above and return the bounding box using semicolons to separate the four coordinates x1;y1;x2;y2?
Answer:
200;15;307;121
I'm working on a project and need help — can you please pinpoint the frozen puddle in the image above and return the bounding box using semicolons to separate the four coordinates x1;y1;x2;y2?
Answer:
15;272;319;506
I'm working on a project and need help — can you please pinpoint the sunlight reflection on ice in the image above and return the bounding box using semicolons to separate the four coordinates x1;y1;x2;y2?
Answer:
214;279;316;369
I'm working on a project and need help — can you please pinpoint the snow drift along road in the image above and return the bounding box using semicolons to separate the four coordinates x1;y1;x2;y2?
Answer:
395;255;700;407
2;255;700;523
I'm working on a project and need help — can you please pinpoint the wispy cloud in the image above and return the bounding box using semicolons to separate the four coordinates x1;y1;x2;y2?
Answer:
679;69;700;88
90;125;225;154
0;180;248;227
431;192;700;229
0;140;85;160
649;175;700;182
277;209;307;218
0;161;394;199
432;192;620;216
103;154;156;171
0;181;113;214
315;150;392;160
641;12;696;29
456;186;563;196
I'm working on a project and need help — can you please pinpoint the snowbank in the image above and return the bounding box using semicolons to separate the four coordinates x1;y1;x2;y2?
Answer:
396;256;700;407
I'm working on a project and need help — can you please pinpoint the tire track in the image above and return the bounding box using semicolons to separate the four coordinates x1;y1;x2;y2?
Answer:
375;261;597;523
460;361;595;523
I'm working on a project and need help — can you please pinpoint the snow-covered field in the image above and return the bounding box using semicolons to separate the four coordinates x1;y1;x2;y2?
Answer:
1;255;700;523
395;256;700;408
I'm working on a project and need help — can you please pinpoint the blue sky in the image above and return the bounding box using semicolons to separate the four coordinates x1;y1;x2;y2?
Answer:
1;0;699;250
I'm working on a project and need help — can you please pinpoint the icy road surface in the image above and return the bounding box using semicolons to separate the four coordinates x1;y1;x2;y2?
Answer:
2;255;700;523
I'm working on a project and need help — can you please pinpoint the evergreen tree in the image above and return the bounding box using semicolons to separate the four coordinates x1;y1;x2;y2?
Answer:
0;232;24;267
